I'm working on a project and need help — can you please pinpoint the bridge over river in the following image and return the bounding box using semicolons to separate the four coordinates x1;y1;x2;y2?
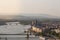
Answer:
0;34;38;40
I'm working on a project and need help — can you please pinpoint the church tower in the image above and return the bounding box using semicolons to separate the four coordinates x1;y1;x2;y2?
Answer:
31;20;37;28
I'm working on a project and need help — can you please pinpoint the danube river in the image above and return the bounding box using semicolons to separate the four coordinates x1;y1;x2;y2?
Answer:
0;22;31;34
0;37;39;40
0;35;39;40
0;22;40;40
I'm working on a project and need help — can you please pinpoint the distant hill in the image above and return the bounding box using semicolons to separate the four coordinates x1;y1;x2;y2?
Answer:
0;14;60;21
11;14;60;21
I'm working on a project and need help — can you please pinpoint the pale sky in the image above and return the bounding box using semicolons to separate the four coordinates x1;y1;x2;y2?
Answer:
0;0;60;17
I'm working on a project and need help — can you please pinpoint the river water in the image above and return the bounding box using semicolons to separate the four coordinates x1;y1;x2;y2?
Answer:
0;22;58;40
0;22;40;40
0;37;39;40
0;22;31;34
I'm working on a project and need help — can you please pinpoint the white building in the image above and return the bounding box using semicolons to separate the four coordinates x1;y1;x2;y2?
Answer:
54;29;60;33
39;36;56;40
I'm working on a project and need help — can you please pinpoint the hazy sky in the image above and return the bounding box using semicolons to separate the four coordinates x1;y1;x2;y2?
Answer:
0;0;60;17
